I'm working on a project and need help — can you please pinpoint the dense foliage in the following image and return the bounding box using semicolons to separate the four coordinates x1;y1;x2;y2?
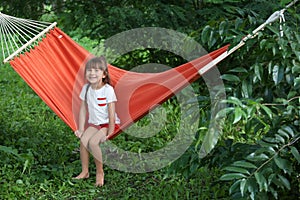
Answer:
1;0;299;199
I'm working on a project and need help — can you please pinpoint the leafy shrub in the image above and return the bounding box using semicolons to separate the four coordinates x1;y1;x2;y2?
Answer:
220;126;300;199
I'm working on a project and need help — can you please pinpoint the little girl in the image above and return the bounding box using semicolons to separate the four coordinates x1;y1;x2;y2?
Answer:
74;56;120;186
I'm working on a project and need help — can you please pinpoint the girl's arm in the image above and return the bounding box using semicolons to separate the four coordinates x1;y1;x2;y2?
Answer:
75;100;87;138
106;102;116;138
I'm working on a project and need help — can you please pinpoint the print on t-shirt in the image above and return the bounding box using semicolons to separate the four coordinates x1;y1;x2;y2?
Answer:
97;97;107;107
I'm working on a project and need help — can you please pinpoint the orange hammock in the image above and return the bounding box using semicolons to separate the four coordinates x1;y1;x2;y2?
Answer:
9;27;229;139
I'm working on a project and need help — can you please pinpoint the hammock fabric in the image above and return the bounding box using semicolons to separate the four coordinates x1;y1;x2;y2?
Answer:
9;27;229;139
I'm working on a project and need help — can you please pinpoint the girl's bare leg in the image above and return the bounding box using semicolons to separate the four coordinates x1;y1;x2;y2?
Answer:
94;156;104;186
74;126;98;179
89;128;107;186
73;142;90;179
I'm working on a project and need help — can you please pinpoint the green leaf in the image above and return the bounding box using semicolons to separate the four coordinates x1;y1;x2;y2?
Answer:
223;166;250;174
221;74;240;82
272;45;279;56
229;179;242;194
263;137;278;144
269;186;278;199
232;161;257;169
235;17;243;30
219;20;227;36
258;140;278;149
259;104;272;119
220;173;247;181
229;67;248;73
277;129;290;139
292;64;300;74
254;172;268;192
254;64;263;81
257;146;276;157
215;107;234;119
242;80;252;98
271;176;285;188
293;50;300;61
277;174;291;190
209;30;217;48
246;153;269;162
233;107;243;124
259;39;267;50
225;96;244;107
280;126;294;137
275;134;285;144
240;178;247;197
201;25;211;44
294;77;300;89
272;65;284;85
290;146;300;163
274;156;293;175
246;178;257;199
22;159;30;174
268;173;276;185
0;145;22;160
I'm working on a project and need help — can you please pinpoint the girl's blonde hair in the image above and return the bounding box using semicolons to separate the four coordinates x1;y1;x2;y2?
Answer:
85;56;110;84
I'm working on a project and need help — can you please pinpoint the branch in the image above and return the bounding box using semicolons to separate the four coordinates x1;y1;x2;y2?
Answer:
249;134;300;178
262;96;300;106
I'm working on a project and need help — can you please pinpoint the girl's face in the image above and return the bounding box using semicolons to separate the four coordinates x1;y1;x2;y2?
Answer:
85;67;106;85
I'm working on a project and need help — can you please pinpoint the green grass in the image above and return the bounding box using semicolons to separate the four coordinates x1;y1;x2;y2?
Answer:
0;164;227;199
0;63;229;199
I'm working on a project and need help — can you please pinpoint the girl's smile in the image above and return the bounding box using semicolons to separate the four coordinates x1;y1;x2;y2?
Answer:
86;68;106;87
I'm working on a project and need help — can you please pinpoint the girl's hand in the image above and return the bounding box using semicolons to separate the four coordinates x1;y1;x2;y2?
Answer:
74;130;83;138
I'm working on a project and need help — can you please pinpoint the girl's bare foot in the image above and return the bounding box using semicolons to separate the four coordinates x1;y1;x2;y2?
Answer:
73;172;89;179
95;172;104;187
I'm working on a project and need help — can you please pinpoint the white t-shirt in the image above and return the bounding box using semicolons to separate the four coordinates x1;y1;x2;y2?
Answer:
79;83;120;125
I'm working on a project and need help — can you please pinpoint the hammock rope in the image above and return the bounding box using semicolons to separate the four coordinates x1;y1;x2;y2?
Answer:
198;0;299;75
0;12;56;63
1;0;298;65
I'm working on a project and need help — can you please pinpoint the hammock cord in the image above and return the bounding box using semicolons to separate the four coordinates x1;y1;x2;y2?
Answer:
0;12;56;63
1;0;298;64
200;0;299;74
